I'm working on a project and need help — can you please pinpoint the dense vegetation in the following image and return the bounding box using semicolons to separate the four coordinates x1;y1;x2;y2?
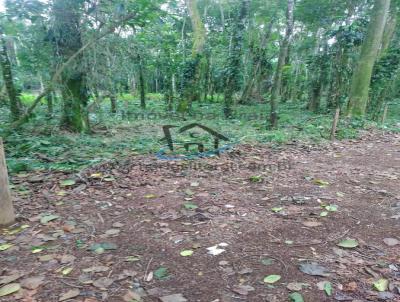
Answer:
0;0;399;173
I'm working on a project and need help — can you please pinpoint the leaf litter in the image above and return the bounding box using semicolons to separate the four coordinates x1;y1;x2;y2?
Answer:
1;132;400;302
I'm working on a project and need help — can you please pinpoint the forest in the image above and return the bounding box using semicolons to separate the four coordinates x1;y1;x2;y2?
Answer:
0;0;399;301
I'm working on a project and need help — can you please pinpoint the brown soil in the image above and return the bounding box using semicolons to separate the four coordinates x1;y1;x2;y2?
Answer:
1;131;399;302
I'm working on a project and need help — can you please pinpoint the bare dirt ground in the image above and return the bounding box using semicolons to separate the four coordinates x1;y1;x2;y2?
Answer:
1;131;399;302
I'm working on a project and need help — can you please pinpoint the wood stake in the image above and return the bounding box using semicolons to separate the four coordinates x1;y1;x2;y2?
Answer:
0;138;15;226
330;108;340;141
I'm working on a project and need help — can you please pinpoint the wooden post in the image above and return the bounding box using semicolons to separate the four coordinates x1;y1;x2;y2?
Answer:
381;103;388;124
330;108;340;141
0;138;15;226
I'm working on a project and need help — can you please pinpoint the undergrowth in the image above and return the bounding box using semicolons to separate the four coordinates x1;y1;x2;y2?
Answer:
1;93;399;175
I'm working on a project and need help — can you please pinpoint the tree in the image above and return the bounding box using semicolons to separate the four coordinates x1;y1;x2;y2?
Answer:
0;138;15;226
269;0;295;129
347;0;391;117
223;0;249;118
52;0;90;133
0;26;21;121
178;0;206;113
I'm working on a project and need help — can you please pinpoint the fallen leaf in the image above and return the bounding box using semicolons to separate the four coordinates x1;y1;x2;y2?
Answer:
326;205;338;212
289;292;304;302
105;229;120;236
159;293;187;302
383;238;399;246
299;262;330;277
271;207;283;213
0;243;13;251
261;258;274;266
123;290;142;302
324;281;333;296
373;278;389;292
0;283;21;297
287;282;309;291
60;179;76;187
263;275;281;284
180;250;194;257
154;267;169;280
93;277;113;289
62;267;73;276
59;289;80;301
40;214;60;224
21;276;45;290
82;266;109;273
232;285;255;296
314;179;329;186
0;272;23;285
337;239;359;249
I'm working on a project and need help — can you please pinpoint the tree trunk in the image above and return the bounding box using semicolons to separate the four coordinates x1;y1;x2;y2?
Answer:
46;92;54;118
269;0;294;128
110;94;117;113
223;0;249;118
380;13;397;56
0;138;15;226
178;0;206;113
138;53;146;109
53;0;90;133
347;0;390;117
0;30;21;121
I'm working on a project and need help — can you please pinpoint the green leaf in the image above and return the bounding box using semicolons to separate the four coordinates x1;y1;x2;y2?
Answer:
326;205;338;212
249;175;263;183
154;267;169;280
271;207;283;213
324;281;333;296
263;275;281;284
183;203;198;210
0;243;13;251
289;292;304;302
314;179;329;186
373;278;389;292
40;214;60;224
261;258;274;266
60;179;76;187
90;242;118;254
0;283;21;297
320;211;328;217
337;239;359;249
180;250;194;257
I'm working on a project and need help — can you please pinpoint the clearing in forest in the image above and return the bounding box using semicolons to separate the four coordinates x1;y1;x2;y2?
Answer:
0;131;399;302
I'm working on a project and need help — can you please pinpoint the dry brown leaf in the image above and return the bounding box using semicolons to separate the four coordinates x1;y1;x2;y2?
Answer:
59;289;80;301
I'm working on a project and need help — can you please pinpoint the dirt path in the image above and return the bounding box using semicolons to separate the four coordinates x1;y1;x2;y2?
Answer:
1;131;399;302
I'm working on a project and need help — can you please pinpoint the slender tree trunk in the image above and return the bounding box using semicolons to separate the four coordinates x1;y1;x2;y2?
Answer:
223;0;249;118
110;94;117;113
46;92;54;118
347;0;390;117
0;30;21;121
0;138;15;226
269;0;294;128
137;53;146;109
